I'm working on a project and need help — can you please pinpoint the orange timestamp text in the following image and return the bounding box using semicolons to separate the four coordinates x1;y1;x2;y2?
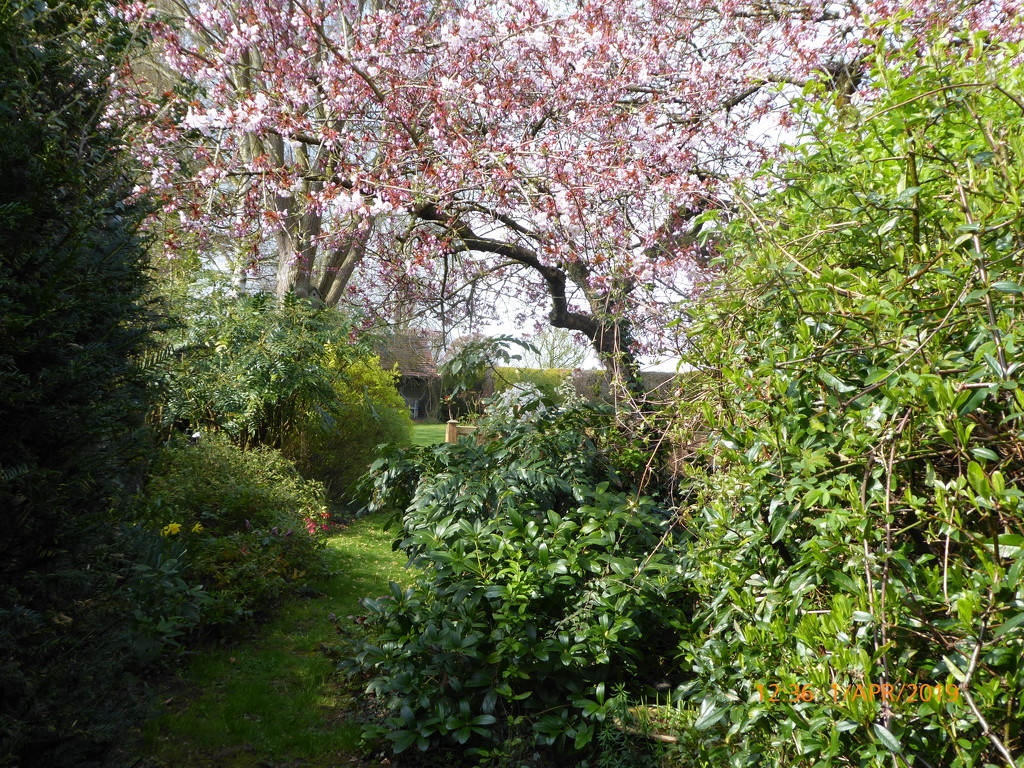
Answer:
756;682;961;704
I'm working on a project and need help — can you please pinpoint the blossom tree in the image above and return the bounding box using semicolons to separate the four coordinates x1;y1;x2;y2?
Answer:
119;0;1017;390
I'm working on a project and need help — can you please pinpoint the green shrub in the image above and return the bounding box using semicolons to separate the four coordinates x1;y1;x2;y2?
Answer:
288;354;412;497
152;290;350;450
662;27;1024;767
138;435;330;625
153;290;410;497
121;527;212;662
345;392;689;758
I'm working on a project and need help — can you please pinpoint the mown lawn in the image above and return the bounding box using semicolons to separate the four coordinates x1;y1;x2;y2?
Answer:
136;513;407;767
410;421;447;446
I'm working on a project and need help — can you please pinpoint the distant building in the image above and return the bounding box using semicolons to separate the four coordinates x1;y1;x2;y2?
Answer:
378;329;441;419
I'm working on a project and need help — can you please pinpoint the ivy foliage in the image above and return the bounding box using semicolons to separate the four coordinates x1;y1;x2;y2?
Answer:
345;391;690;758
665;27;1024;766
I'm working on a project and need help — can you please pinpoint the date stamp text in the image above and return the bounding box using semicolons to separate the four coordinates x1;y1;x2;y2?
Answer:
756;682;960;704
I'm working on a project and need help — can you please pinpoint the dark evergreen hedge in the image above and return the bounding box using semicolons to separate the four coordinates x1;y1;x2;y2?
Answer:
0;3;155;765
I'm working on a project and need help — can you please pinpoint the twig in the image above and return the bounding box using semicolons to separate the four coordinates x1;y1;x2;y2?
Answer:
954;178;1008;376
878;410;912;727
956;621;1019;768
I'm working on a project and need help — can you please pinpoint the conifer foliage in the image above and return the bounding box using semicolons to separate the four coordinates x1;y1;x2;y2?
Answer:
0;2;154;764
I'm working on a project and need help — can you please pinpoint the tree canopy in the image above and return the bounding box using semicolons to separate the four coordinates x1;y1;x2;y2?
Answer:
116;0;1017;387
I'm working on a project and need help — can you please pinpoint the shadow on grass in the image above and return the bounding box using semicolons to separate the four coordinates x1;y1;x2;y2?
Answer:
136;513;408;768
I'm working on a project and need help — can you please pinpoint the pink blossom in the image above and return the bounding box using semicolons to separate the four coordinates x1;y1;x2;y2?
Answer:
116;0;1017;367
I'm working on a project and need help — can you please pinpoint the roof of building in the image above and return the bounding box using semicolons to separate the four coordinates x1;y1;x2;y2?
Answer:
378;329;440;378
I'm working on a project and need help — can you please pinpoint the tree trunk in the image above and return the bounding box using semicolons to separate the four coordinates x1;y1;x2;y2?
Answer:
268;135;325;301
317;220;372;306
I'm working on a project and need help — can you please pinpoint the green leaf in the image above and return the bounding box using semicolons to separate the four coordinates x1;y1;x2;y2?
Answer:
877;215;899;235
967;461;989;494
895;185;922;202
390;729;419;753
694;699;727;730
994;611;1024;638
573;722;594;749
819;369;856;393
992;280;1024;293
873;723;902;753
958;387;990;416
864;369;891;385
942;656;966;683
987;535;1024;559
970;447;1000;462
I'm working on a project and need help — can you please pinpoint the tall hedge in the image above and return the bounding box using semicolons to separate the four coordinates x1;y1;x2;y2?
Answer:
667;28;1024;766
0;3;154;765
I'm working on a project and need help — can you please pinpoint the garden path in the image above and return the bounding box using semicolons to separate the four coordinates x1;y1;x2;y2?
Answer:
135;514;407;768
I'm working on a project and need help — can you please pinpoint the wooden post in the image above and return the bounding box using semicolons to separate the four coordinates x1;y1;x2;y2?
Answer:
445;419;458;444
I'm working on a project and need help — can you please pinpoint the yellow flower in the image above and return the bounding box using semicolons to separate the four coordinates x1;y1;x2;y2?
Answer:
191;523;204;534
161;523;182;536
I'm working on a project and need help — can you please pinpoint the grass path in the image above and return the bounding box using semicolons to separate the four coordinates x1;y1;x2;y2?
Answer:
138;513;407;767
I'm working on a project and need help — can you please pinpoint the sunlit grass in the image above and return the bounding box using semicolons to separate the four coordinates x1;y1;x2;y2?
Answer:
140;513;408;767
411;422;447;446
